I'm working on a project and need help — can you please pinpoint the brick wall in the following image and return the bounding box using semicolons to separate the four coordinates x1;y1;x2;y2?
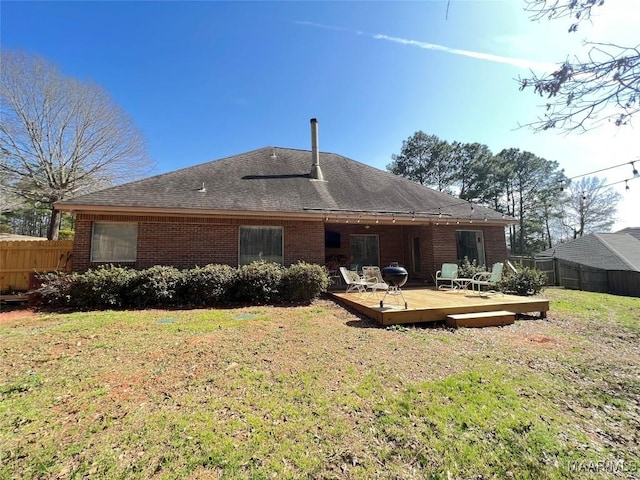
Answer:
428;224;509;277
482;226;509;266
73;213;325;271
72;213;508;280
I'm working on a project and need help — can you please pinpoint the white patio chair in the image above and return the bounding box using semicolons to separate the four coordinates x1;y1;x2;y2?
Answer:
361;266;390;296
339;266;368;294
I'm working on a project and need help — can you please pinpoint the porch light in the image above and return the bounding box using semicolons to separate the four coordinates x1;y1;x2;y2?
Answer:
626;180;630;190
632;161;638;177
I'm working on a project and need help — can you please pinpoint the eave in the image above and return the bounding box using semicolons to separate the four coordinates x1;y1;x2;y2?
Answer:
55;202;516;227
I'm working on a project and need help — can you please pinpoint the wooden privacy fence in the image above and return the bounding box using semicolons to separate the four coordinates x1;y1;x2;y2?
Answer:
510;255;640;297
0;240;73;293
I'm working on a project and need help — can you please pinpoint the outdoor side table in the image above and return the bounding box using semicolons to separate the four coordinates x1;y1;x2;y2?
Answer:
452;278;473;290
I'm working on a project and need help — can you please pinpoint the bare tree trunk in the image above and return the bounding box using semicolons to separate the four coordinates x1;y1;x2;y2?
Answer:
47;207;61;240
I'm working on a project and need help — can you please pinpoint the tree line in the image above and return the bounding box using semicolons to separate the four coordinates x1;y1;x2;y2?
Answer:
387;131;621;255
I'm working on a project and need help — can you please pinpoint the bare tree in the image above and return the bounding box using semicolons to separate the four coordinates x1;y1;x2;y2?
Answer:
0;168;25;214
518;0;639;132
560;176;620;238
0;50;153;239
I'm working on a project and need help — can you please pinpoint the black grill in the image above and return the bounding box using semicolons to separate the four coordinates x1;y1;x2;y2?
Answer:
381;265;408;287
380;263;408;309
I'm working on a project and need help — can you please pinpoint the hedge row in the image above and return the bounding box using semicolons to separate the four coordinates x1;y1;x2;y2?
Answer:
34;261;330;309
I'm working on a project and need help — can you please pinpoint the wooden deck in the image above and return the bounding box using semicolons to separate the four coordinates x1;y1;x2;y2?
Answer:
329;287;549;326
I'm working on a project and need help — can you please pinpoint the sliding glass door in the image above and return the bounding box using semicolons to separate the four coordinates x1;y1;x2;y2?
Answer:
350;234;379;270
456;230;485;267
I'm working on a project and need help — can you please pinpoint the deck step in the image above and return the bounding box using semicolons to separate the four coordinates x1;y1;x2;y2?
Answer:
446;310;515;328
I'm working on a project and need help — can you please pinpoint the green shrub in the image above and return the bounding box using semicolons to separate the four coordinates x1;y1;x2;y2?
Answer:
33;261;332;310
236;261;283;304
0;224;11;233
68;265;138;308
127;265;182;307
280;262;330;303
57;229;75;240
34;271;75;308
458;256;485;279
177;264;238;306
498;266;546;296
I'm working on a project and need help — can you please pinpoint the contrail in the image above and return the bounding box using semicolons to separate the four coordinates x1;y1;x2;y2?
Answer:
295;20;557;73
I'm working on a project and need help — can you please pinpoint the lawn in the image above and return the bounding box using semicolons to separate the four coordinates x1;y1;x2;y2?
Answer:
1;288;638;479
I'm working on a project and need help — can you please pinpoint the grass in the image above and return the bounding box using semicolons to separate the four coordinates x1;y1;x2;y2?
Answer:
1;288;639;479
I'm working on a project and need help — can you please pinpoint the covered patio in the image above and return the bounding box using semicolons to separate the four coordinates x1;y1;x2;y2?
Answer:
329;286;549;327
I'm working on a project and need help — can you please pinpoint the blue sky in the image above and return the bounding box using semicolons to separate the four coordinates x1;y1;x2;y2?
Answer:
2;1;638;229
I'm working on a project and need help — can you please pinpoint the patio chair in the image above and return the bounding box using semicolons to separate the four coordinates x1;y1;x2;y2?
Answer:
435;263;459;289
339;267;368;294
470;262;504;295
361;266;390;295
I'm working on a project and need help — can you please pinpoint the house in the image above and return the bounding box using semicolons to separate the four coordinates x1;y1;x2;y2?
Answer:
616;227;640;242
55;119;514;282
536;231;640;272
534;230;640;297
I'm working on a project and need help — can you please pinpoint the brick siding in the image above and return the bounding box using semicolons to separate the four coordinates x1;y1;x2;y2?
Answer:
72;213;507;281
73;213;325;271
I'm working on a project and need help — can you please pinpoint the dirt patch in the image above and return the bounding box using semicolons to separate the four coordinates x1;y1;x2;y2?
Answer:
0;306;38;322
525;334;557;344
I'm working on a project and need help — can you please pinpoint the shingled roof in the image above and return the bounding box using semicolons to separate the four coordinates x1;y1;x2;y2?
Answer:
537;232;640;272
617;227;640;241
56;147;510;224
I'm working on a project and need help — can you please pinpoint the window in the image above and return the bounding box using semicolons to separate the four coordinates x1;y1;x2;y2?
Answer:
456;230;485;266
91;223;137;262
350;234;379;269
239;226;283;265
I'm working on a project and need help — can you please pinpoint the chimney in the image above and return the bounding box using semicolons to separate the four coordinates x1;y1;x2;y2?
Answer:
309;118;324;181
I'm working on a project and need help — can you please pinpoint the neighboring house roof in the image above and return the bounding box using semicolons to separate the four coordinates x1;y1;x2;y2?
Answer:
616;227;640;241
56;147;512;224
537;232;640;272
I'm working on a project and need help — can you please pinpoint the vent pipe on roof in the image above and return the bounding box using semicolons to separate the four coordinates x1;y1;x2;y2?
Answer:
310;118;324;181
